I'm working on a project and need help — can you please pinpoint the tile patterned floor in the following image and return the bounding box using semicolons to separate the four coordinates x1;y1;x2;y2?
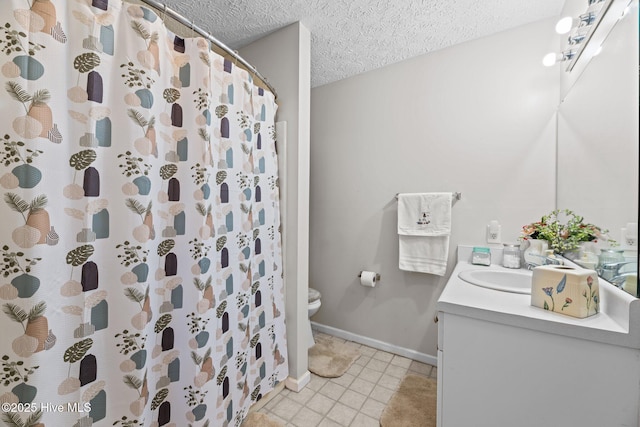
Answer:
255;332;437;427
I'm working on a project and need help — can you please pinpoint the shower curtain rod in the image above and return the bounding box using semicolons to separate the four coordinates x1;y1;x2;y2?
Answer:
137;0;278;97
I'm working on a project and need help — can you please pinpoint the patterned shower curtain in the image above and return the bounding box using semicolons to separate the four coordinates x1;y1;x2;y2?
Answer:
0;1;288;426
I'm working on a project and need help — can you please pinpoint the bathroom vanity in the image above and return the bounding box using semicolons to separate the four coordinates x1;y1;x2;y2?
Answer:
436;247;640;427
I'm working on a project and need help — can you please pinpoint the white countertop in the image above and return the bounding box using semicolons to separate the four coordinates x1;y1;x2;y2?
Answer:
437;247;640;349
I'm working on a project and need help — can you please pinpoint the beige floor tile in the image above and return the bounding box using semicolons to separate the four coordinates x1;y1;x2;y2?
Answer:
349;378;375;396
330;372;355;388
308;374;329;391
365;358;388;373
262;333;440;427
271;397;303;421
288;386;316;405
264;393;284;410
326;402;357;426
372;350;394;363
409;361;433;377
389;354;412;368
319;381;346;399
360;398;386;419
291;407;324;427
350;412;380;427
369;384;394;404
358;346;377;357
358;367;382;384
377;374;401;391
339;389;367;411
346;363;364;377
354;355;371;366
307;393;336;416
318;418;342;427
384;364;408;379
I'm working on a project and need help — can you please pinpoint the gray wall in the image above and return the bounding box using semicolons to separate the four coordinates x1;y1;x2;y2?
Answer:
309;18;559;360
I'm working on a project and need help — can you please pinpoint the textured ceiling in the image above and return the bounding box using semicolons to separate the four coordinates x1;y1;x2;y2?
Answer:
160;0;565;88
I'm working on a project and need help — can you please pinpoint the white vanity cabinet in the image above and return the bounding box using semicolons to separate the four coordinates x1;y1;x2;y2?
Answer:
437;260;640;427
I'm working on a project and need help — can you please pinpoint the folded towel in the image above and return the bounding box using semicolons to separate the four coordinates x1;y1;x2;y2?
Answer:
397;193;452;275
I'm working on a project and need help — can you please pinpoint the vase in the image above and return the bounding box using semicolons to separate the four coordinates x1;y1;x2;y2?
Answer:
523;239;548;267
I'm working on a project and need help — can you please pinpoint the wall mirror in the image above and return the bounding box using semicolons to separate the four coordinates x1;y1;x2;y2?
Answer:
556;0;638;296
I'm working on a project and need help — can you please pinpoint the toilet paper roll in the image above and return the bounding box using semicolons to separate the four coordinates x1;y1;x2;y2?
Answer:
360;271;377;288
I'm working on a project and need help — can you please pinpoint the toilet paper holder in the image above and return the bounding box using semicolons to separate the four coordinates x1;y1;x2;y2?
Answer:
358;271;381;281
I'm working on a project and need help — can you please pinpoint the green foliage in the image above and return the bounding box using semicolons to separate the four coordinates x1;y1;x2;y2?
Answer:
154;314;172;334
215;171;227;185
250;385;261;401
3;193;29;214
69;150;97;171
192;88;210;111
2;134;42;166
159;164;178;180
215;105;228;119
116;241;148;266
125;198;147;216
63;338;93;364
150;388;169;411
190;163;208;186
127;109;149;128
216;301;227;318
162;88;180;103
65;245;94;267
1;355;39;386
157;239;175;257
123;374;143;391
5;81;32;104
250;334;260;348
2;303;28;324
216;236;227;252
1;245;40;277
521;209;616;253
73;52;100;73
124;287;145;304
118;151;150;177
216;365;227;385
120;61;155;89
0;23;45;56
114;330;145;355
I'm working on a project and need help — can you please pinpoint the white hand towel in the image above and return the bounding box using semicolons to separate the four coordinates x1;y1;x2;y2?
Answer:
397;193;452;275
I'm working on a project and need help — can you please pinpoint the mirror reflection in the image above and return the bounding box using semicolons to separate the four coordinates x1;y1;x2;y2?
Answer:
556;0;638;296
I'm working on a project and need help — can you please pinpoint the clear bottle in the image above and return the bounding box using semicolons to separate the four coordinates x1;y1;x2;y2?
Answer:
502;243;521;269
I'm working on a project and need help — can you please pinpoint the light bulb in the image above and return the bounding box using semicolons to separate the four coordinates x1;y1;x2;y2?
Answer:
555;16;573;34
542;53;558;67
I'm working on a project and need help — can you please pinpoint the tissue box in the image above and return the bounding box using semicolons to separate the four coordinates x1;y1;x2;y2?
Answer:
531;265;600;318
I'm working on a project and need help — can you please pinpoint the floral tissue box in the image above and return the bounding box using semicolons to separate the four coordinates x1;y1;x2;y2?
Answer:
531;265;600;318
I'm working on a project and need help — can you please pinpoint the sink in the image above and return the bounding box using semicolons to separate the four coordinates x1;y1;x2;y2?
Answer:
458;268;532;294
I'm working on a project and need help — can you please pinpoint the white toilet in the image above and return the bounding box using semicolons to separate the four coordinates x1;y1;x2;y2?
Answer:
308;287;322;348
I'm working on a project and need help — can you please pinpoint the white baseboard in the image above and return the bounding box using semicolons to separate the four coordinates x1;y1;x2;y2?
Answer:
311;321;438;367
285;370;311;392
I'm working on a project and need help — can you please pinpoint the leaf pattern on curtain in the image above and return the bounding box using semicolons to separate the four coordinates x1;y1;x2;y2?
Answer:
0;1;288;426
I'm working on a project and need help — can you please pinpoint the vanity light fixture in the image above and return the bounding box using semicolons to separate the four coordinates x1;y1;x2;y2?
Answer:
543;0;613;70
542;50;578;67
555;12;597;34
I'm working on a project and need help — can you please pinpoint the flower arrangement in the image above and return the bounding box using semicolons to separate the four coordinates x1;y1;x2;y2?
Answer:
520;209;615;254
